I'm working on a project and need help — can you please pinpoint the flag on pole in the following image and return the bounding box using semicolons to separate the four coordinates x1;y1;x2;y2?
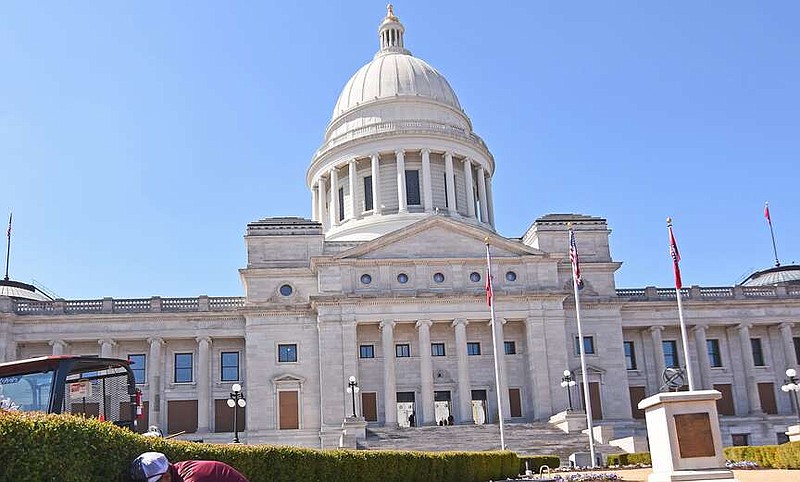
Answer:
668;219;682;290
485;274;493;306
764;202;772;225
568;229;583;289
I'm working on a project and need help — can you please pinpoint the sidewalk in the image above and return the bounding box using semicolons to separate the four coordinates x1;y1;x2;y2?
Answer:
571;468;797;481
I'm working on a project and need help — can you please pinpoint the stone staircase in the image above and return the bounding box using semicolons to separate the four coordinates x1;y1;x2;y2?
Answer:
360;422;624;462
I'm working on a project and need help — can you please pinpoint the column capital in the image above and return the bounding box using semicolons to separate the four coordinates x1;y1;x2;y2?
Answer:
49;339;67;348
147;337;165;346
690;324;708;334
463;157;473;166
98;338;117;347
415;320;433;330
452;318;469;328
196;336;212;345
649;325;664;333
379;320;396;331
737;322;753;332
420;148;431;155
779;321;796;332
444;151;453;159
395;148;405;157
370;152;380;160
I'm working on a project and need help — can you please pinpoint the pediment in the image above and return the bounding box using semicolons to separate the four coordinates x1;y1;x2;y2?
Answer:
335;217;546;261
272;373;306;384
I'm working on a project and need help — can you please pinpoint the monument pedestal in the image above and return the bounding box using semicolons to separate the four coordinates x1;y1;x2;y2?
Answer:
638;390;737;482
549;410;587;434
338;417;367;448
786;424;800;442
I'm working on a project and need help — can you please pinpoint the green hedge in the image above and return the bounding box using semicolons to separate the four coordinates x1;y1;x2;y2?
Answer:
724;442;800;469
606;452;651;466
0;411;522;482
517;455;560;474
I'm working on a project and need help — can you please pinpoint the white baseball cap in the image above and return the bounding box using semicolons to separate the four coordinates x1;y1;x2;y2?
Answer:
133;452;169;482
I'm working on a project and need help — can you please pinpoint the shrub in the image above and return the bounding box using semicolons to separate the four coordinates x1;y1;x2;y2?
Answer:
0;411;522;482
517;455;561;474
774;440;800;469
606;452;651;466
724;444;778;468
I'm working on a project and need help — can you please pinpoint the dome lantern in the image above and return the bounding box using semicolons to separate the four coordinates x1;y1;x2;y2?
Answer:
377;4;410;56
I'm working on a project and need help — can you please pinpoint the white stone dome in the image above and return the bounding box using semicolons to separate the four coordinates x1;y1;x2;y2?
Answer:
331;53;462;120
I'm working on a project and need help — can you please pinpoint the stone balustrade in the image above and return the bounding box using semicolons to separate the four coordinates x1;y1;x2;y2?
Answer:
5;296;245;315
616;285;800;301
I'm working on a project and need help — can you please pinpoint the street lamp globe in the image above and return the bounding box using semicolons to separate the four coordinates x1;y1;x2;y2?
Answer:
227;398;236;408
238;398;247;408
787;368;797;378
232;383;242;393
563;369;571;378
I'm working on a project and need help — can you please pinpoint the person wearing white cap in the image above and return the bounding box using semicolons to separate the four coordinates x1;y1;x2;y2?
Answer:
130;452;249;482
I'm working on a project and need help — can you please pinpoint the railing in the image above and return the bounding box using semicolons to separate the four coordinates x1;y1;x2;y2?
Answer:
10;296;245;315
617;285;799;301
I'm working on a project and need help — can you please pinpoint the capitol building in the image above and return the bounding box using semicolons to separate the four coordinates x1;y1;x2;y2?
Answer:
1;7;799;450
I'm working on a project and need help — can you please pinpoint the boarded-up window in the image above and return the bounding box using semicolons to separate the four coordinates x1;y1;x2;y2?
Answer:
279;391;299;429
120;400;149;433
581;382;603;420
629;386;647;419
758;383;778;415
214;399;246;433
362;392;377;421
167;400;198;434
713;384;735;416
508;388;522;417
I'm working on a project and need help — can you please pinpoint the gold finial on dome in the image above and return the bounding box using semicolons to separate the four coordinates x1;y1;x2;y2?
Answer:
386;4;397;20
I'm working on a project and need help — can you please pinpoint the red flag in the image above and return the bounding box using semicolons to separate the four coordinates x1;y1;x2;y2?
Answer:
764;202;771;225
485;273;493;306
668;221;682;289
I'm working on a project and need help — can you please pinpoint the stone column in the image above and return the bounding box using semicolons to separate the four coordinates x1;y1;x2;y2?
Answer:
493;318;511;421
463;158;476;218
395;150;407;213
650;326;665;389
453;319;472;423
99;338;116;358
486;175;495;227
330;167;340;227
477;166;488;224
49;339;67;356
147;337;164;428
780;322;797;368
380;320;397;425
416;320;434;425
737;323;763;413
421;149;433;213
370;153;381;214
311;184;318;222
318;176;328;229
692;325;710;390
196;336;211;432
348;159;358;220
444;152;457;215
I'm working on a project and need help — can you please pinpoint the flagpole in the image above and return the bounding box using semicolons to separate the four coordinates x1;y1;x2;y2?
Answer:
4;212;11;281
667;218;696;391
765;202;780;267
484;238;506;451
568;224;596;468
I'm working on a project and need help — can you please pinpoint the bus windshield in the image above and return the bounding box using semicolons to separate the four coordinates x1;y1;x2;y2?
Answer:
0;370;55;412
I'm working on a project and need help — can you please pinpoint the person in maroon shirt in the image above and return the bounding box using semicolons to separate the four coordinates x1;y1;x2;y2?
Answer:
131;452;249;482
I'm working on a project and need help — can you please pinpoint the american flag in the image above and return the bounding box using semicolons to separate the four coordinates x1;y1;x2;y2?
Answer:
485;273;493;306
668;222;682;289
764;202;772;225
569;229;583;289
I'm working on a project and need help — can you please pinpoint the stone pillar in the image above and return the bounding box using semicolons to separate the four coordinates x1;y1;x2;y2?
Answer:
311;184;319;222
486;175;495;227
318;176;328;229
49;339;67;356
421;149;433;213
692;325;710;390
493;318;511;421
737;323;763;413
780;322;797;368
348;159;358;220
444;152;457;216
463;158;475;218
524;316;552;419
147;337;164;428
370;153;381;214
477;166;488;224
380;320;397;425
650;326;665;389
330;167;340;227
196;336;211;432
453;319;472;423
99;338;116;358
416;320;435;425
395;150;407;213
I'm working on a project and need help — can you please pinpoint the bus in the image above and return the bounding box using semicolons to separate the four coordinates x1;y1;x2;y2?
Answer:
0;355;140;430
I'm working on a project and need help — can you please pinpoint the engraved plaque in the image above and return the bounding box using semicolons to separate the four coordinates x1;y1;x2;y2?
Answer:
675;413;715;458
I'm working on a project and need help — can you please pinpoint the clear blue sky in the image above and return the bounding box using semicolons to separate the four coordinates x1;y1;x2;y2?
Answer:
2;2;798;299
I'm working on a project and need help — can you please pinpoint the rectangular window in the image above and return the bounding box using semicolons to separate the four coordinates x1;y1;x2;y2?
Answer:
220;351;239;382
278;344;298;363
795;337;800;364
431;343;446;357
338;187;345;221
128;354;146;384
405;170;421;205
363;176;373;211
574;336;595;355
707;339;723;368
662;340;679;368
174;353;193;383
623;341;637;370
467;342;481;356
395;344;411;358
443;172;449;208
751;338;765;366
359;344;375;359
504;341;516;355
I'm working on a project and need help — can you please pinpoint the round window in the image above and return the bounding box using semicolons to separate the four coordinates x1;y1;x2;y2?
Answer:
397;273;409;284
360;273;372;285
279;284;293;296
469;272;481;283
506;271;517;282
433;272;445;283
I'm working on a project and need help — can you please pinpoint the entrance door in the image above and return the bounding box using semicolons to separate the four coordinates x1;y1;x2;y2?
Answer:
471;389;487;425
396;391;416;427
580;382;603;420
361;392;378;422
279;390;299;429
434;390;452;425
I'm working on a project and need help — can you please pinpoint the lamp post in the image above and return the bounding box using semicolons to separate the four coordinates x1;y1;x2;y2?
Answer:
781;368;800;423
560;369;577;412
346;375;359;418
226;383;246;444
